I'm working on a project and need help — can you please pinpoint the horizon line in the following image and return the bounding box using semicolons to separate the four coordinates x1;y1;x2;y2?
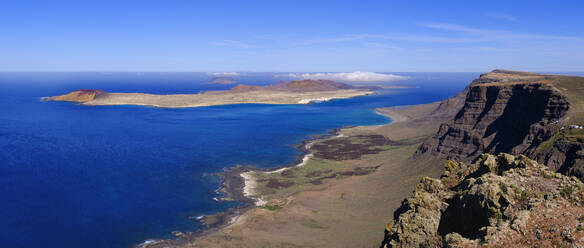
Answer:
1;70;583;73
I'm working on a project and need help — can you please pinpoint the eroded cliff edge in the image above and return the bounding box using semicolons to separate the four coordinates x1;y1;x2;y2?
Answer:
415;70;584;179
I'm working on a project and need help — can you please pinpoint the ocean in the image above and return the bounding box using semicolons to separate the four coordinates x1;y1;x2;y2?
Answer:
0;72;474;248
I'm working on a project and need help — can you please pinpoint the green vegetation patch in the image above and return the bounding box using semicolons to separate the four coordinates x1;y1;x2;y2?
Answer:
299;219;328;229
259;204;285;211
560;186;574;198
510;184;522;194
556;76;584;124
490;208;504;221
566;128;584;143
310;135;402;161
536;130;564;152
253;156;381;198
253;157;341;197
251;133;414;199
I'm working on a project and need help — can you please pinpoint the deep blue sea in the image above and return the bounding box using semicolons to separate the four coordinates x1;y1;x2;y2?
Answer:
0;72;475;248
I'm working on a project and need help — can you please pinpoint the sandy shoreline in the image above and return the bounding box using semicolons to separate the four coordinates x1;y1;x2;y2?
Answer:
138;106;407;247
237;108;404;207
241;152;315;206
137;127;346;247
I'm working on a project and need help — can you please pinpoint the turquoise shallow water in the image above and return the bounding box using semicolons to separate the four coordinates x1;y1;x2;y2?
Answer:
0;72;474;248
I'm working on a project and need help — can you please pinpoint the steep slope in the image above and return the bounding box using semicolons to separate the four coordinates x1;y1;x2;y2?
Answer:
43;89;107;103
382;153;584;248
414;70;584;178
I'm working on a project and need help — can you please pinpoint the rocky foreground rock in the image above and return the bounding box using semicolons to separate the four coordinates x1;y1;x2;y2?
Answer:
381;153;584;248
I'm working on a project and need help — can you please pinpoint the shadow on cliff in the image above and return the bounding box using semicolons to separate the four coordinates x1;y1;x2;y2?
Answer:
483;84;552;155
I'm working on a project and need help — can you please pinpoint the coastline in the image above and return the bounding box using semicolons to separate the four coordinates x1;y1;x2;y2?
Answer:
138;107;404;247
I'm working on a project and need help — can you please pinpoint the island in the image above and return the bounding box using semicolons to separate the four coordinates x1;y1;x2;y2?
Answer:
205;76;237;85
43;79;375;108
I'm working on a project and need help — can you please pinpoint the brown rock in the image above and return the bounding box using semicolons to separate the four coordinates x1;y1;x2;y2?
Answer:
381;154;584;248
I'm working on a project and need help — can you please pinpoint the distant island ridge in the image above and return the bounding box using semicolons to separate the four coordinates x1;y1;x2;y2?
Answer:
43;79;381;108
205;77;237;85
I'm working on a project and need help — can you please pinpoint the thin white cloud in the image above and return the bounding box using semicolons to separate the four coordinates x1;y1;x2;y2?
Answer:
295;22;584;47
484;12;516;21
284;72;408;82
208;40;255;48
361;42;402;50
383;33;479;43
297;33;478;45
418;22;484;33
298;34;386;45
418;22;584;42
453;46;513;52
208;72;240;76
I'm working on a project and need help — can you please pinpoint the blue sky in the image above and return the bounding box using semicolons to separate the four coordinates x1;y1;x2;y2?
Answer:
1;0;583;72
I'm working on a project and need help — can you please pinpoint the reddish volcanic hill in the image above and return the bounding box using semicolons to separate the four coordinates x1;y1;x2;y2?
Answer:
223;79;356;93
45;89;107;102
267;79;355;92
270;79;355;92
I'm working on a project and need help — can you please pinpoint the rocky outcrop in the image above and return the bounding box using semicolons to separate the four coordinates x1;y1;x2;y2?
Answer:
532;130;584;177
414;70;584;176
382;153;584;248
43;89;107;103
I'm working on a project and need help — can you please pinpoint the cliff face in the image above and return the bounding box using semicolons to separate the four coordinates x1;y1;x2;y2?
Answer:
414;71;582;176
382;153;584;248
532;129;584;177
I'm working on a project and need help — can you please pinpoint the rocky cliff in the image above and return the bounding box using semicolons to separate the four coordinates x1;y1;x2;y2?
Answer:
381;153;584;248
414;70;584;178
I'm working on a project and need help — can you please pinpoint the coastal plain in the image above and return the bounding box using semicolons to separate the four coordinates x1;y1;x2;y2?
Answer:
142;97;458;248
